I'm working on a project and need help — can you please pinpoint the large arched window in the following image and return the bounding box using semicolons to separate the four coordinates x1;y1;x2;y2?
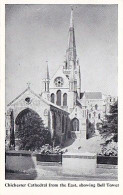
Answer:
71;118;79;132
63;93;67;106
62;115;64;133
56;90;61;106
15;108;46;150
51;93;55;103
95;104;98;110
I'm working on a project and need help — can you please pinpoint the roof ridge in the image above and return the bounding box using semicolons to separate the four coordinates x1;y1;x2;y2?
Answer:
7;88;40;107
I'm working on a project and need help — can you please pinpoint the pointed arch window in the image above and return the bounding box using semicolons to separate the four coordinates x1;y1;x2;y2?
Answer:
63;93;67;106
56;90;61;106
98;113;101;119
51;93;55;103
62;115;64;133
71;118;79;132
95;104;98;110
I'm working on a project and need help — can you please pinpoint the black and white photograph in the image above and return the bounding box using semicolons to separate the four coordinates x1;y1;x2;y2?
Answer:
5;4;118;181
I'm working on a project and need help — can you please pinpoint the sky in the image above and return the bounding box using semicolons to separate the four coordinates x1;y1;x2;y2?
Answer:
5;4;118;105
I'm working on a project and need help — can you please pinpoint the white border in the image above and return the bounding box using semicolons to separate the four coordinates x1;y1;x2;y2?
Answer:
0;0;123;195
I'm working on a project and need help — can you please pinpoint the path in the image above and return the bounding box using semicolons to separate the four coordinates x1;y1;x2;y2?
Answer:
62;133;104;154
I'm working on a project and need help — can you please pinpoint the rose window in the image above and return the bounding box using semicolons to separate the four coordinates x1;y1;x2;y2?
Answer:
54;77;64;87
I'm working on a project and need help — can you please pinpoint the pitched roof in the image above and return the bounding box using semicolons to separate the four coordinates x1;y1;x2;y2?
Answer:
76;99;82;108
43;98;69;114
80;92;84;99
7;87;69;114
7;88;41;107
84;92;102;99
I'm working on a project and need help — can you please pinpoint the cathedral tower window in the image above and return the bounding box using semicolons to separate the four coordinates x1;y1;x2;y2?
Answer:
56;90;61;106
51;93;55;103
63;93;67;106
95;104;98;110
98;113;101;119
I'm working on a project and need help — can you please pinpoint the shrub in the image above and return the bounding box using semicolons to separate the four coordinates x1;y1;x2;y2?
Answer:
36;144;62;154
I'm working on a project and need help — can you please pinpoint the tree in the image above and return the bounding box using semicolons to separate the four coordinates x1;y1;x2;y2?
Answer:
100;101;118;144
10;110;15;148
15;109;51;150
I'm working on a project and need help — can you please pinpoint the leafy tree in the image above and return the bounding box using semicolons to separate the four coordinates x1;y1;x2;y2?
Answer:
100;101;118;144
15;109;51;150
10;110;15;148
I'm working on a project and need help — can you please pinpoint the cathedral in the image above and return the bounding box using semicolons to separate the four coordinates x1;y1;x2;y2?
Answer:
41;8;87;138
5;8;115;148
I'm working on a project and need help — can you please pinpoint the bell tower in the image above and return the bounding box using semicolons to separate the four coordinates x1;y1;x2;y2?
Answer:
63;7;81;111
63;7;81;98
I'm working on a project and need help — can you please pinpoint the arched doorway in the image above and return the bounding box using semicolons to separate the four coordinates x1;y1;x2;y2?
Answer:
15;108;51;150
71;118;79;132
15;108;41;128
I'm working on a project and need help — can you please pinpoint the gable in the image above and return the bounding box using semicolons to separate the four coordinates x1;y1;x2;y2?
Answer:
69;105;83;120
50;66;69;89
7;88;44;108
7;87;68;114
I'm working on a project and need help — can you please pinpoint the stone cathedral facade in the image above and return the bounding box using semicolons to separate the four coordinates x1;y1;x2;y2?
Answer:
41;8;87;139
6;8;115;148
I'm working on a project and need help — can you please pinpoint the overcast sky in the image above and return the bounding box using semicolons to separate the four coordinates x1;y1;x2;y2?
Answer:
5;4;118;104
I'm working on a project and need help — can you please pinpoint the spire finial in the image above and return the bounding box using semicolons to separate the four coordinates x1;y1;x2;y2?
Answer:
27;82;31;89
70;5;73;10
70;5;74;28
46;61;50;79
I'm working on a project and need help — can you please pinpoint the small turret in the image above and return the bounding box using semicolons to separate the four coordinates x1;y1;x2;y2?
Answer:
76;60;81;98
42;61;50;100
43;61;50;92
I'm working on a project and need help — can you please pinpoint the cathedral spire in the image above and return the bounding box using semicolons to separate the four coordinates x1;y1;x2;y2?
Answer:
43;61;50;93
42;61;50;101
46;61;50;80
66;6;77;68
70;6;74;28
